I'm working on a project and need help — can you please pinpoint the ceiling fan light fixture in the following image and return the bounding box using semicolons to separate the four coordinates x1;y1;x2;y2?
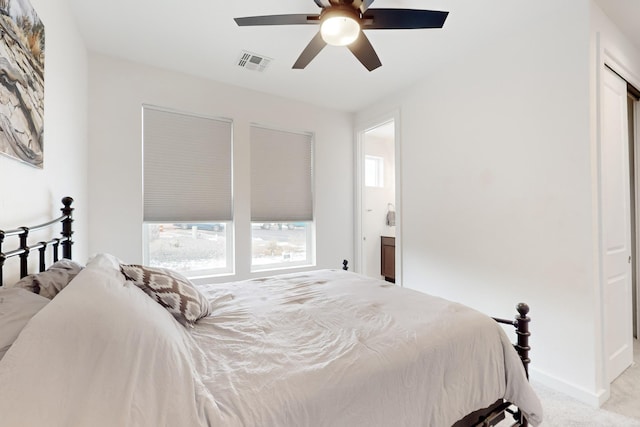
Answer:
320;14;360;46
234;1;450;71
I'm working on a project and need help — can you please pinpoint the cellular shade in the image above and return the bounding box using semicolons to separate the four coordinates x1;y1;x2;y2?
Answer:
250;126;313;222
143;106;232;222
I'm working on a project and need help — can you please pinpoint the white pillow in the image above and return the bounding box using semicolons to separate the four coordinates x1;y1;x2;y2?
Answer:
86;253;124;277
0;288;49;359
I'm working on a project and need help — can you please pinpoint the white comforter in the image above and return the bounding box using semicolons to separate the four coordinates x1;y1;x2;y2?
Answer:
0;254;226;427
0;256;542;426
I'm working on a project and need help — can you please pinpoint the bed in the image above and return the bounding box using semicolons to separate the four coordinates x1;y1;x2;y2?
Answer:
0;197;542;427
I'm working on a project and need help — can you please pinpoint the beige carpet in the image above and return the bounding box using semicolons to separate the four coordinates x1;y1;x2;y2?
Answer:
527;382;640;426
498;339;640;426
602;338;640;420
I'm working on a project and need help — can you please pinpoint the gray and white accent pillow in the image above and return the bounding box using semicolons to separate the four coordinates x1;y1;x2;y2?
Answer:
120;264;211;327
11;259;84;299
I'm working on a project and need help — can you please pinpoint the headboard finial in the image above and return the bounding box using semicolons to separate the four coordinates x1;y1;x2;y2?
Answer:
517;302;530;317
62;196;74;210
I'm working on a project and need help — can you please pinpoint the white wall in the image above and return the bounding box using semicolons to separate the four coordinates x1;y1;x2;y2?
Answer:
0;0;88;283
87;54;354;281
357;1;602;404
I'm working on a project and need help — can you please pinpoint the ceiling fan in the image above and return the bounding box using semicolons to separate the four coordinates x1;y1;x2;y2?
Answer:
234;0;448;72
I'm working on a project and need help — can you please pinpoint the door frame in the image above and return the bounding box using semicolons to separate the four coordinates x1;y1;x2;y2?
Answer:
355;110;402;285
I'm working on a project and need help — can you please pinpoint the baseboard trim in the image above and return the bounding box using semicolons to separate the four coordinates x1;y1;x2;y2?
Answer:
530;367;609;407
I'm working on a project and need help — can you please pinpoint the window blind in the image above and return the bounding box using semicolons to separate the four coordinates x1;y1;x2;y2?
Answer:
143;106;232;222
250;126;313;222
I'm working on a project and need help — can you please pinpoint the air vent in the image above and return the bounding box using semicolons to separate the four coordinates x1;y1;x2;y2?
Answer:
237;51;272;72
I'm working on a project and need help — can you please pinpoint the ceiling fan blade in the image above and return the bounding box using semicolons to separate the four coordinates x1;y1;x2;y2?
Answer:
234;14;320;26
293;32;327;69
362;9;449;30
359;0;376;13
313;0;331;7
347;31;381;71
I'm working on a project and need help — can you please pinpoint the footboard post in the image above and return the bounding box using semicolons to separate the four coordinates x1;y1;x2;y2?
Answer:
61;197;74;259
515;303;531;379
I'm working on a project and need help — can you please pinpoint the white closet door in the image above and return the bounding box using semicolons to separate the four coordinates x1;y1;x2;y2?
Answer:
602;67;634;382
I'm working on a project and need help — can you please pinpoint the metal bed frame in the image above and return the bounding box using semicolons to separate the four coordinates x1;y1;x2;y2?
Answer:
0;196;73;286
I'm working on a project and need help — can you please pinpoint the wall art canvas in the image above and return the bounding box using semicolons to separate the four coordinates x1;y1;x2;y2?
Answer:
0;0;44;168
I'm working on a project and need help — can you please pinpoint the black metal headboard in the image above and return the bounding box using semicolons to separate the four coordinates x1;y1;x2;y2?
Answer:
0;197;74;286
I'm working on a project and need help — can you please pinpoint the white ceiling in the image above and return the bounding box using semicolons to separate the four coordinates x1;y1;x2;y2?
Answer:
68;1;640;113
594;0;640;52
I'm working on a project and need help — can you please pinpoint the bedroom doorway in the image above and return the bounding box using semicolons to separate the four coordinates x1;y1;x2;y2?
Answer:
355;114;401;284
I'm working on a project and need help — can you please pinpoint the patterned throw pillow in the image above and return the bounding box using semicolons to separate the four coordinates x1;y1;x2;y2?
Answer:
11;259;84;299
120;264;211;327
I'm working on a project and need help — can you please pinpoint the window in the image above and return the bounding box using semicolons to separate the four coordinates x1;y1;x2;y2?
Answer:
365;155;384;187
251;222;313;268
250;125;314;271
142;105;233;277
144;223;232;276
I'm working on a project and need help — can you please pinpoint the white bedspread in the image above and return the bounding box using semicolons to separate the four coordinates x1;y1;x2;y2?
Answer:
0;258;542;426
195;270;542;426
